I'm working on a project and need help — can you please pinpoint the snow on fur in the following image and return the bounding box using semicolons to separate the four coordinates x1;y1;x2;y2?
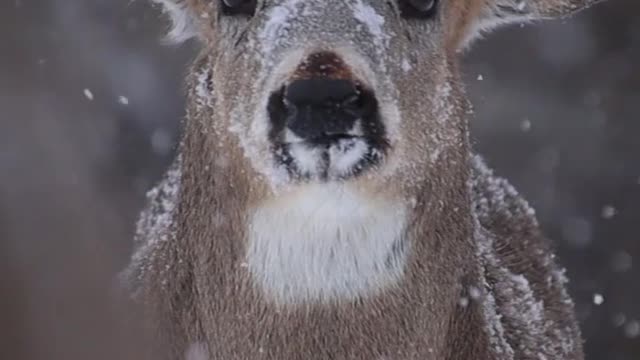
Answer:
152;0;198;43
471;154;537;224
471;155;578;359
120;155;182;296
122;153;581;358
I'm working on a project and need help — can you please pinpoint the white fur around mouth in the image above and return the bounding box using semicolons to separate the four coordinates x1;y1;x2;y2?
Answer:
281;124;371;179
286;137;370;180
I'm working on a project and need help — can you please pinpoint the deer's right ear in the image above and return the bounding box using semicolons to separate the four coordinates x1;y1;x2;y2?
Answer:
464;0;604;46
153;0;199;43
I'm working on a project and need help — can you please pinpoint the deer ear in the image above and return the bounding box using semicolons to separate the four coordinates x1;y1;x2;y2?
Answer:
482;0;603;21
152;0;199;43
466;0;603;44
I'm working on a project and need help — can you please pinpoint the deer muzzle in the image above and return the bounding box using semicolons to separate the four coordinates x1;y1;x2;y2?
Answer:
267;51;388;182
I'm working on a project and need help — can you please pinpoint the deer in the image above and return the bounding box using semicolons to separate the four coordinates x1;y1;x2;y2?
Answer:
122;0;606;359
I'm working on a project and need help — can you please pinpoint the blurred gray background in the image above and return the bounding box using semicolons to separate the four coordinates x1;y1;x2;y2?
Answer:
0;0;638;359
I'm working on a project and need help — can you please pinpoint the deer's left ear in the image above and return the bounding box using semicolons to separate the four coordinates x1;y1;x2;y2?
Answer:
462;0;604;46
491;0;602;19
153;0;199;43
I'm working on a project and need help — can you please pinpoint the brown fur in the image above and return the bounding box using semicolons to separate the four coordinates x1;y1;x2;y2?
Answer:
125;0;606;359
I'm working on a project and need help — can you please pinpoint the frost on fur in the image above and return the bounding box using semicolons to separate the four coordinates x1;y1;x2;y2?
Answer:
119;155;182;296
470;155;580;359
152;0;198;43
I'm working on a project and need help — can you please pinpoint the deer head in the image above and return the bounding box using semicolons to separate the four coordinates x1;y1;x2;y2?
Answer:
145;0;601;305
156;0;600;190
129;1;604;358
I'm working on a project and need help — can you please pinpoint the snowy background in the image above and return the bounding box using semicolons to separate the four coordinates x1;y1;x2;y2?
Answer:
0;0;638;359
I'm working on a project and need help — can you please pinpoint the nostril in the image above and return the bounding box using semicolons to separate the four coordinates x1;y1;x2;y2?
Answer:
341;92;363;108
284;78;360;106
280;79;370;141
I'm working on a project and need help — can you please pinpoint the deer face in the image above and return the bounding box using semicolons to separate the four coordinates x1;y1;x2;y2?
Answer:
151;0;602;305
192;0;464;191
167;0;600;192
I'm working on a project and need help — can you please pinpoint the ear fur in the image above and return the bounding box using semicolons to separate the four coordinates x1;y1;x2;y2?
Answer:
464;0;605;46
152;0;199;43
488;0;603;20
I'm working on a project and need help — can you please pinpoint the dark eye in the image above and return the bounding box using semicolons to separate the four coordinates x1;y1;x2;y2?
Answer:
398;0;439;19
221;0;257;16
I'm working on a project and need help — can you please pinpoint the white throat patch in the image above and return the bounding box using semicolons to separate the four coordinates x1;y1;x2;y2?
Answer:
246;184;409;305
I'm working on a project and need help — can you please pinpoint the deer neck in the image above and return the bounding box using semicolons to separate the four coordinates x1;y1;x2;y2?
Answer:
180;124;475;308
177;131;478;357
246;182;410;306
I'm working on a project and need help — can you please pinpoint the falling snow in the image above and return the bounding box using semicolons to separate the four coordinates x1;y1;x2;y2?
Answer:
601;205;617;219
83;88;94;100
520;118;532;132
624;320;640;339
593;293;604;305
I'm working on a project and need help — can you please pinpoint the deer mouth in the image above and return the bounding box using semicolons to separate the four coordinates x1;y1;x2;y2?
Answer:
275;133;383;181
267;82;388;181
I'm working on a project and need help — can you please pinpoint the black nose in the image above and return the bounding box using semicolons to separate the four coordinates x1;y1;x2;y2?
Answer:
283;78;367;141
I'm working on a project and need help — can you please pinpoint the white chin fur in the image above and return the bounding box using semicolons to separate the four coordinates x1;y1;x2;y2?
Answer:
246;184;408;305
